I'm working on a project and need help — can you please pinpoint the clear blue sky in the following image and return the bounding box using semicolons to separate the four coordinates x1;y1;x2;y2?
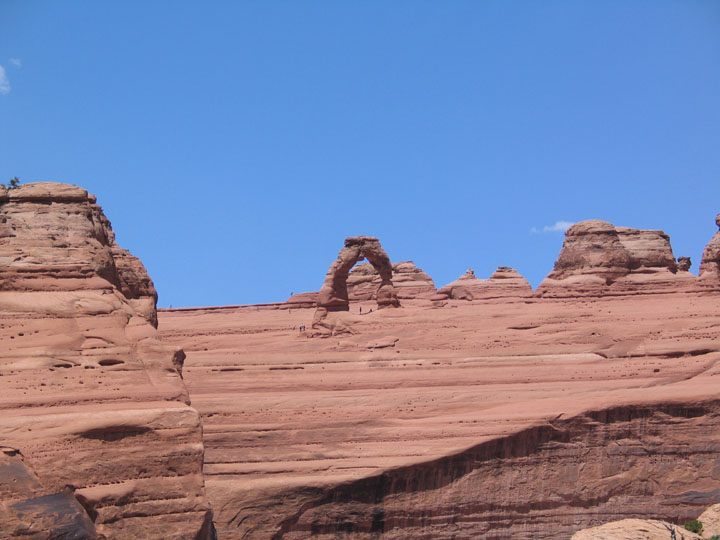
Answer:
1;1;719;307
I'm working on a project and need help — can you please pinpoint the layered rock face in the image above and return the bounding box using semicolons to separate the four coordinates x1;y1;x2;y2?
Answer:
699;214;720;281
0;183;212;539
347;261;435;300
538;220;695;295
433;266;532;301
159;268;720;539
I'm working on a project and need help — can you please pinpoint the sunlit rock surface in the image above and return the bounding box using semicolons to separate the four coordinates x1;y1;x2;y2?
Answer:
0;183;213;539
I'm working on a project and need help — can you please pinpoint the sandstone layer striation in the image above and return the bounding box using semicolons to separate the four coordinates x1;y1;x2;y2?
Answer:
0;183;213;539
433;266;532;302
538;220;698;296
347;261;435;301
699;214;720;282
159;259;720;538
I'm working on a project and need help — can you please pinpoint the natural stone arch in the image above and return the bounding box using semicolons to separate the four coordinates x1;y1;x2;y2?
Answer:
312;236;399;330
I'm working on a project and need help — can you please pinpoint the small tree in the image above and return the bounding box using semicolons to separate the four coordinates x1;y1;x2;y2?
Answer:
8;177;19;188
684;519;703;534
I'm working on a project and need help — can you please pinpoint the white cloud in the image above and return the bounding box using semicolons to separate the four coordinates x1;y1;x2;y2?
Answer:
0;65;10;94
530;220;574;234
9;58;21;68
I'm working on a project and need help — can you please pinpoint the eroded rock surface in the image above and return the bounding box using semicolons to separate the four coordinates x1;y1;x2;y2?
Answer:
0;183;213;539
347;261;435;300
538;220;696;295
159;272;720;539
313;236;400;335
571;518;703;540
699;213;720;282
433;266;532;301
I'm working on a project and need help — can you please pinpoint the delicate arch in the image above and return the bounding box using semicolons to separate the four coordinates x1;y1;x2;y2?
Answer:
316;236;400;312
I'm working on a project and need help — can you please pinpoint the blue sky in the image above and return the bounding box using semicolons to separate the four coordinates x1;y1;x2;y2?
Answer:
1;1;719;307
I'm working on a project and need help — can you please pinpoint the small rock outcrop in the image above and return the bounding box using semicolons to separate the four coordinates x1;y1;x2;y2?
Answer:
677;256;692;272
433;266;532;301
699;213;720;280
538;220;695;295
0;183;213;539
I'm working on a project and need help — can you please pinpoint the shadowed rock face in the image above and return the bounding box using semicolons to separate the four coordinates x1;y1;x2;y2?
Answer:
699;213;720;280
0;183;213;539
158;237;720;540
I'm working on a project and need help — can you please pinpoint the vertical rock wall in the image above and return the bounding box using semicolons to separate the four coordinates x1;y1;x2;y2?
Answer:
0;183;213;539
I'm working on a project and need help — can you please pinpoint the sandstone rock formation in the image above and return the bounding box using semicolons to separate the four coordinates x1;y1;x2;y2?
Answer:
286;261;434;309
313;236;400;334
433;266;532;301
538;220;696;295
0;183;213;539
347;261;435;300
572;502;720;539
159;260;720;539
699;213;720;280
571;518;703;540
285;291;318;309
677;256;692;272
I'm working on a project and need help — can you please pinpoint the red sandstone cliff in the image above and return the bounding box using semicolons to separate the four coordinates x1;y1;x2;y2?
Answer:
0;183;213;539
158;214;720;538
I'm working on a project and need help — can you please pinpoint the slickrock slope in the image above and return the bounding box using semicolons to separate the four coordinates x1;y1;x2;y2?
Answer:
433;266;532;301
0;183;213;539
572;502;720;539
538;220;697;296
571;518;704;540
159;270;720;538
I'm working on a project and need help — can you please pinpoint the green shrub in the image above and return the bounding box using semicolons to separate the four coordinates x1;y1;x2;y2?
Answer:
684;519;702;534
3;176;20;189
709;535;719;540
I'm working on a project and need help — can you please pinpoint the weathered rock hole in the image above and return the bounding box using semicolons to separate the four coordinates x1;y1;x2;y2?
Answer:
98;359;124;367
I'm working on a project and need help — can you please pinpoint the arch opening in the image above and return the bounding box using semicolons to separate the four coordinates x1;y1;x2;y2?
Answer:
313;236;400;325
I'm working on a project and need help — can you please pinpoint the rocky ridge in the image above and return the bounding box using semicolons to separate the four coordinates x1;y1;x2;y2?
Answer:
0;183;213;539
432;266;532;302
